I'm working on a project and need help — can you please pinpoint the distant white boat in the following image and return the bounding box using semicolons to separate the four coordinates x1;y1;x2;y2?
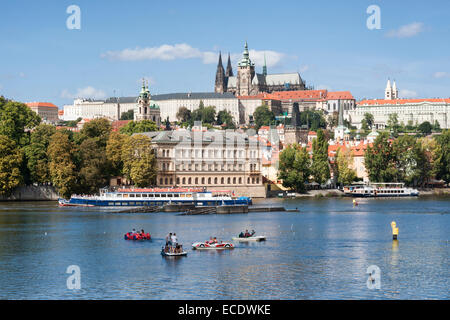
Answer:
343;183;419;198
232;235;266;242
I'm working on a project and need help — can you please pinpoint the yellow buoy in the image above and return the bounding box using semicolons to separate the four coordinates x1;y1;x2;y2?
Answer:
391;221;399;240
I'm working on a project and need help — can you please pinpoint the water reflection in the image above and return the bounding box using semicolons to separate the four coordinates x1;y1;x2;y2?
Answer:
0;198;448;299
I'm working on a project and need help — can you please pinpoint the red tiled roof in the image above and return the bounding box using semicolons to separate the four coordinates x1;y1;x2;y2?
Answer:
326;91;354;100
357;98;450;106
308;131;317;135
58;110;64;115
26;102;58;108
270;90;327;100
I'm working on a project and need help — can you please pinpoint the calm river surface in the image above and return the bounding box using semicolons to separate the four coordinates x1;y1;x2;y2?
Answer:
0;197;448;300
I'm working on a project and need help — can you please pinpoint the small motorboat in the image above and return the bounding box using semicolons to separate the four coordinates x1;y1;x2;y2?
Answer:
124;232;151;241
192;241;234;250
232;235;266;242
161;247;187;257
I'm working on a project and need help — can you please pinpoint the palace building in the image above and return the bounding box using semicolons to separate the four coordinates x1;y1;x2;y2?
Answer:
138;129;266;198
215;42;306;96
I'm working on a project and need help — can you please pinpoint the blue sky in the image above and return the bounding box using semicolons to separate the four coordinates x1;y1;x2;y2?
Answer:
1;0;450;108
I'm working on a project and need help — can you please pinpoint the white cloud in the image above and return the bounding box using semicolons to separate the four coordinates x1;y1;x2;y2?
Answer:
399;89;418;98
433;71;450;79
61;86;107;99
386;22;424;38
101;43;287;67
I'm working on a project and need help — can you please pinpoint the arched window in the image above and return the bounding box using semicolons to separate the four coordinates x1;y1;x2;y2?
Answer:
182;177;186;184
221;177;224;184
239;177;242;184
247;177;250;184
177;178;180;185
233;177;236;184
227;177;231;184
188;177;191;184
202;177;205;184
165;178;168;185
195;177;198;184
214;177;217;184
208;177;211;184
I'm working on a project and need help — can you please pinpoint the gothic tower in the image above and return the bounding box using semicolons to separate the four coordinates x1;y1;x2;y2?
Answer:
262;53;267;76
236;41;255;96
225;53;233;77
392;80;398;99
214;52;226;93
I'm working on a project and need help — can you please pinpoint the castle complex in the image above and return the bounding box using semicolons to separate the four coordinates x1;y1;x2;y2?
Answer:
215;42;306;96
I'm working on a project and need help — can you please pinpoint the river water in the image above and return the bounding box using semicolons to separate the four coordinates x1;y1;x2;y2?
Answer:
0;197;448;300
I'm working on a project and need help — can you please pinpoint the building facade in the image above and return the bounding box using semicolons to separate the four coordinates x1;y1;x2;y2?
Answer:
138;130;266;198
215;42;306;96
349;98;450;129
26;102;59;123
151;92;240;124
62;97;136;121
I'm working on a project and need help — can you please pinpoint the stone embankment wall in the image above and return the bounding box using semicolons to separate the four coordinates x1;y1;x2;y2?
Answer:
205;185;266;198
0;185;59;201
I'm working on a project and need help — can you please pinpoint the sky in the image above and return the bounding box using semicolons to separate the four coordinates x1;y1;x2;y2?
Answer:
1;0;450;108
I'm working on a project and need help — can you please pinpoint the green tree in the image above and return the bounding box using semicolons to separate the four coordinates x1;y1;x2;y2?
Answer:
24;124;56;184
336;148;357;186
300;110;326;131
364;132;397;182
119;120;159;135
78;137;110;194
387;113;400;137
176;106;192;123
79;118;112;147
418;121;432;136
434;129;450;183
310;129;330;184
393;135;431;186
0;135;24;195
120;109;134;120
253;105;275;129
47;130;78;198
122;134;156;187
106;132;126;176
192;102;216;124
0;100;41;147
361;113;374;132
278;144;311;193
217;110;236;129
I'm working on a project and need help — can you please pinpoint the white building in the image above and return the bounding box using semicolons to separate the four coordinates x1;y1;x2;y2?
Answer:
349;98;450;129
150;92;240;123
62;97;136;121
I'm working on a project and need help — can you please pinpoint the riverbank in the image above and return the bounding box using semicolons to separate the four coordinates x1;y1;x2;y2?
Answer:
0;186;59;201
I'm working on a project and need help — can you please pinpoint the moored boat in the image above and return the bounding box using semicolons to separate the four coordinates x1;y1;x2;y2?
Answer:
343;183;419;198
59;187;252;207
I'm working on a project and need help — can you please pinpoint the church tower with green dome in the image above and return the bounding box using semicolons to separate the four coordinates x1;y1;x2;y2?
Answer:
236;41;256;96
134;79;161;125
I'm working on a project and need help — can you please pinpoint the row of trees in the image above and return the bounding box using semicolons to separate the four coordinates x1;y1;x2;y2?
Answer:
176;101;236;129
277;127;449;192
365;130;449;186
0;97;159;197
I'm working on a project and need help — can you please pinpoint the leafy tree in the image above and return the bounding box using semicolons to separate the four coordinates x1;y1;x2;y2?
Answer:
119;120;159;135
361;113;374;132
47;130;78;198
300;110;326;131
24;124;56;184
63;117;82;128
217;110;236;129
432;120;441;132
253;105;275;129
364;132;397;182
79;137;110;194
191;102;216;124
106;132;126;176
0;135;23;195
122;134;156;187
0;100;41;147
278;144;311;193
418;121;432;136
434;129;450;183
79;118;112;147
327;111;338;129
310;129;330;184
393;135;431;186
387;113;400;137
120;109;134;120
176;106;192;123
336;148;357;186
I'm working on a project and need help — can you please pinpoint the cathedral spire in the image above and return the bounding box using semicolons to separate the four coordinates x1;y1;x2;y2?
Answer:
262;52;267;76
225;52;233;77
215;51;226;93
